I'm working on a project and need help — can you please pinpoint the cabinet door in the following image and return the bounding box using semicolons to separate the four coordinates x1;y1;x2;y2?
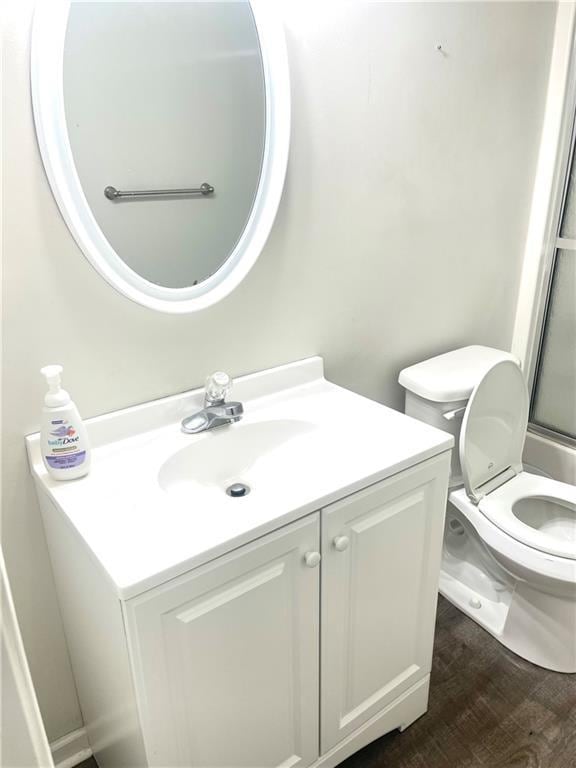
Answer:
126;514;320;768
321;454;449;752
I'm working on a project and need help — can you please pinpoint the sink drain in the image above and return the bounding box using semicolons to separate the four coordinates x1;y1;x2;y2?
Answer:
226;483;251;498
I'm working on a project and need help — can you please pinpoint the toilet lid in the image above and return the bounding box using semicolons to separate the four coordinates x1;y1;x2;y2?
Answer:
460;360;528;502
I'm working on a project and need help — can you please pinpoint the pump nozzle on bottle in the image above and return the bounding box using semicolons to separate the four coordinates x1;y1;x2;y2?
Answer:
41;364;70;408
41;364;63;392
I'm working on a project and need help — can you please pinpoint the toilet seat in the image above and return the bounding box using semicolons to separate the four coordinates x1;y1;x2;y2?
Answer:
449;484;576;584
478;472;576;560
459;359;576;561
459;360;528;504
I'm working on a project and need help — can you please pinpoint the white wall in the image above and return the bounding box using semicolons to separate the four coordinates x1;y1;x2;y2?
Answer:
2;0;556;742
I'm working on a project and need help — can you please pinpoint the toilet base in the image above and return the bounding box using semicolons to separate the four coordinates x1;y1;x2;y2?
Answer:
500;582;576;673
440;507;576;674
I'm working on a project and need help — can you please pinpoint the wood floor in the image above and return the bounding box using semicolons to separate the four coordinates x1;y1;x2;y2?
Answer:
77;596;576;768
340;596;576;768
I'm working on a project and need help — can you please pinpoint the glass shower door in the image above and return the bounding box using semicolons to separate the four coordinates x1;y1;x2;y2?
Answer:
531;144;576;443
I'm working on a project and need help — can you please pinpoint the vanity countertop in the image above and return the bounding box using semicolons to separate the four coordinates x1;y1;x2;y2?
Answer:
26;357;453;599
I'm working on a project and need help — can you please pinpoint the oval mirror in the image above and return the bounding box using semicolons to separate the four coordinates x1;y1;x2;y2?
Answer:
31;1;290;313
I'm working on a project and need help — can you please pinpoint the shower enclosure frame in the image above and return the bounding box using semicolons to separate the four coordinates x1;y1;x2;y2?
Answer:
524;14;576;450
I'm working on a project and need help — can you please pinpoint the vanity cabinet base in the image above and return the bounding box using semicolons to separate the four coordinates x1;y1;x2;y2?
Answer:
311;676;429;768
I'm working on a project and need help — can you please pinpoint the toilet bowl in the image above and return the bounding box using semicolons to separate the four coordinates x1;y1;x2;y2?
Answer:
449;480;576;672
399;347;576;672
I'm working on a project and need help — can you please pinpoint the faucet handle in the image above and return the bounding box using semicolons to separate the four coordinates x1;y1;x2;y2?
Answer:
205;371;232;404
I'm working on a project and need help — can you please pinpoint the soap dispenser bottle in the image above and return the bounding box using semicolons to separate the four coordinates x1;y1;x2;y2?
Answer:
40;365;91;480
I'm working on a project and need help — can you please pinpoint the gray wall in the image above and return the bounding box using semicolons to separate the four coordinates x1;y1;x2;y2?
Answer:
2;0;556;742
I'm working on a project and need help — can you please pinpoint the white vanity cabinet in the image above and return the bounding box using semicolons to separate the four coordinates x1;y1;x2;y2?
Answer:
38;453;450;768
118;454;448;768
29;358;453;768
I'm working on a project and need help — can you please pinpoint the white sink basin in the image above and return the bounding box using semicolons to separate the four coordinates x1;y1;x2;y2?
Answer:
159;418;317;497
26;357;452;597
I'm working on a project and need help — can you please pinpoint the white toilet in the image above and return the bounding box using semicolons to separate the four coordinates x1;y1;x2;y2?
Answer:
399;346;576;673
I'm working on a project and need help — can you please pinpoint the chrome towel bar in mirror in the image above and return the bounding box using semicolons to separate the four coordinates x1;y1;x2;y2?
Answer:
104;183;215;201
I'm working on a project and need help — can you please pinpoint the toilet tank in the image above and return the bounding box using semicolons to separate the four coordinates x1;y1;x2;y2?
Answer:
398;346;518;486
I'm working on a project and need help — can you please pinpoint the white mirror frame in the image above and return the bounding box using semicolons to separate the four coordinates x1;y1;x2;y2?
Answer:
31;1;290;314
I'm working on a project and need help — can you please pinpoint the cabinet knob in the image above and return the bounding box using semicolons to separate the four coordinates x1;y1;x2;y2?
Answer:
333;536;350;552
304;551;321;568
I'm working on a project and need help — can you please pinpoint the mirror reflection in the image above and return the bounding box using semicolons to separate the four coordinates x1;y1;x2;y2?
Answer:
63;1;266;289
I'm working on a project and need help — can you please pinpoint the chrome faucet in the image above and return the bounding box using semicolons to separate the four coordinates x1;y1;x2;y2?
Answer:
181;372;244;434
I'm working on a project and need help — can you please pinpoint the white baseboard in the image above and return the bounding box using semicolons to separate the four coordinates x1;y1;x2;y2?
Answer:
50;727;92;768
